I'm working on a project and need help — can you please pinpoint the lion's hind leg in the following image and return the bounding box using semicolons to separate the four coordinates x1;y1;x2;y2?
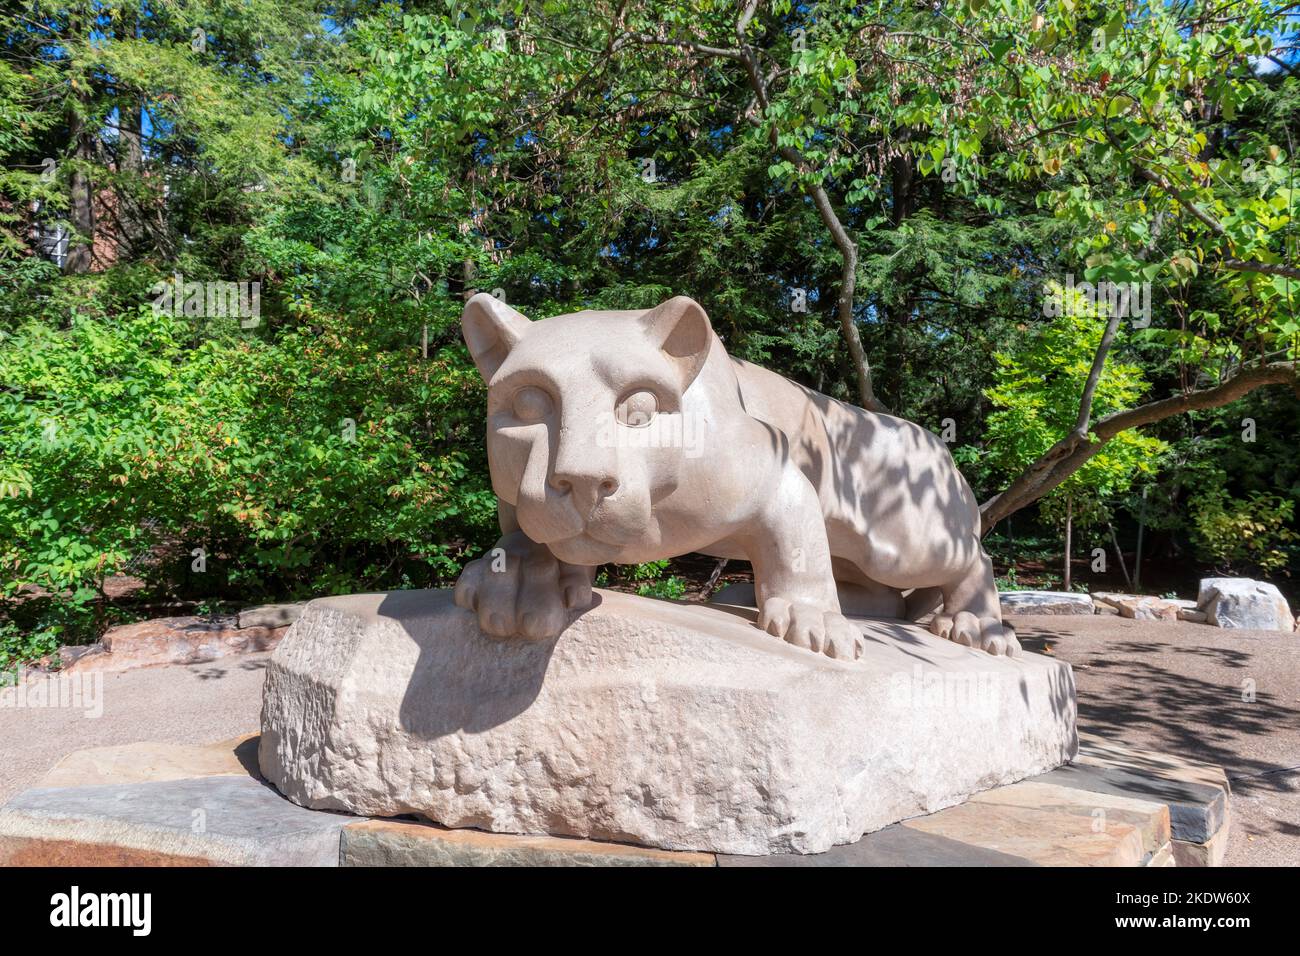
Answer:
928;550;1021;657
830;559;908;618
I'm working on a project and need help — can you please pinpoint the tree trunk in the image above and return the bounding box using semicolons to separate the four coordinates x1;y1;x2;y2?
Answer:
1133;486;1149;589
116;99;145;255
981;361;1299;534
615;23;888;412
64;108;96;274
702;559;728;599
880;134;916;405
1108;522;1132;590
114;3;145;256
1063;496;1072;591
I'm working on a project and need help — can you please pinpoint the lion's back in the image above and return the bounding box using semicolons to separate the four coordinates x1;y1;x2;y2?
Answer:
730;358;980;546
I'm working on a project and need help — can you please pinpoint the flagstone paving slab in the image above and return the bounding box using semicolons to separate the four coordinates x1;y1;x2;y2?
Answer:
341;818;714;867
717;823;1035;866
0;710;1233;867
967;780;1170;858
0;775;347;866
1030;761;1226;845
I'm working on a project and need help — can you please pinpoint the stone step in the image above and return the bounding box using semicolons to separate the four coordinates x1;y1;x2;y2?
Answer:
1072;732;1231;866
342;819;714;867
0;732;1230;867
0;775;347;866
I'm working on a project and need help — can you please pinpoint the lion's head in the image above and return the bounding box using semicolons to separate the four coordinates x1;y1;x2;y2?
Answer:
462;294;715;566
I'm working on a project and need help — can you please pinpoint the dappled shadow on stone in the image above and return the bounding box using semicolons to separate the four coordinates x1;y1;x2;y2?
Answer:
711;599;1074;735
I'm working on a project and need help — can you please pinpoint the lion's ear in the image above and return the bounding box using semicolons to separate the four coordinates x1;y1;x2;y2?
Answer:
462;293;531;382
639;296;713;388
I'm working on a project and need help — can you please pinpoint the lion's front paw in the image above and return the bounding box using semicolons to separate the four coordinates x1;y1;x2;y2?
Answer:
757;597;864;661
453;531;592;640
929;611;1021;658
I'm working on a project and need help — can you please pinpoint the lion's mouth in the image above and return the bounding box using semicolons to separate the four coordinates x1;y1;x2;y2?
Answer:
514;477;651;551
556;521;637;549
521;505;647;552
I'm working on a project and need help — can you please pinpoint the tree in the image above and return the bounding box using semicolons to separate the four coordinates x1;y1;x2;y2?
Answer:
974;289;1169;585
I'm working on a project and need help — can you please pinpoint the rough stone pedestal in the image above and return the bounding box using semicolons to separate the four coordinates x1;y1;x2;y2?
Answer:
259;589;1078;856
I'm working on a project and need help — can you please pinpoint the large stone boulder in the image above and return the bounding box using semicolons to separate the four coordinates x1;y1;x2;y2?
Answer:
259;589;1078;855
1197;578;1295;632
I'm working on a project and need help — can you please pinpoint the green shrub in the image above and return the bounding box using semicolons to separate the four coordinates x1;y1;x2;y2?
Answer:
1189;487;1297;575
0;618;59;676
636;576;688;601
0;305;497;659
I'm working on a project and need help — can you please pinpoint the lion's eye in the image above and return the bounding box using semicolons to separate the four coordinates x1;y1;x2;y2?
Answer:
616;390;657;427
511;386;553;422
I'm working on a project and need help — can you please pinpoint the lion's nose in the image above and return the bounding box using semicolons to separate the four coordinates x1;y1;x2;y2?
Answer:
551;472;619;505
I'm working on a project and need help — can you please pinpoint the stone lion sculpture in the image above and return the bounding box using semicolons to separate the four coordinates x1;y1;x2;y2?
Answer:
453;293;1020;660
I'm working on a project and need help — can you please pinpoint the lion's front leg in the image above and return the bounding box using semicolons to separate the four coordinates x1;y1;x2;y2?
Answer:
454;527;594;640
744;464;864;661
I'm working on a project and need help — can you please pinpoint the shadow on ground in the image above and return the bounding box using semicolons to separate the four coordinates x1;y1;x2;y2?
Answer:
1014;613;1300;866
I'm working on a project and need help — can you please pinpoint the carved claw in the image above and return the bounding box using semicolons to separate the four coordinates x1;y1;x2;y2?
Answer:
757;597;864;661
453;531;592;640
929;612;1021;657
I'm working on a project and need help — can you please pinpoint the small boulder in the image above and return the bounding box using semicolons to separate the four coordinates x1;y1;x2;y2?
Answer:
64;616;287;674
237;602;307;630
1121;597;1195;622
1116;597;1178;621
1092;593;1191;622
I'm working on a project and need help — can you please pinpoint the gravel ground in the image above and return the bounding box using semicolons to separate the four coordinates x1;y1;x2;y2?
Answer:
2;613;1296;866
0;655;269;805
1012;613;1300;867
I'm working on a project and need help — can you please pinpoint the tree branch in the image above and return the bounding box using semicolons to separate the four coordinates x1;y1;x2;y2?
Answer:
1097;122;1300;280
980;360;1299;534
612;32;742;59
1219;258;1300;280
1074;313;1124;435
1128;151;1300;281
